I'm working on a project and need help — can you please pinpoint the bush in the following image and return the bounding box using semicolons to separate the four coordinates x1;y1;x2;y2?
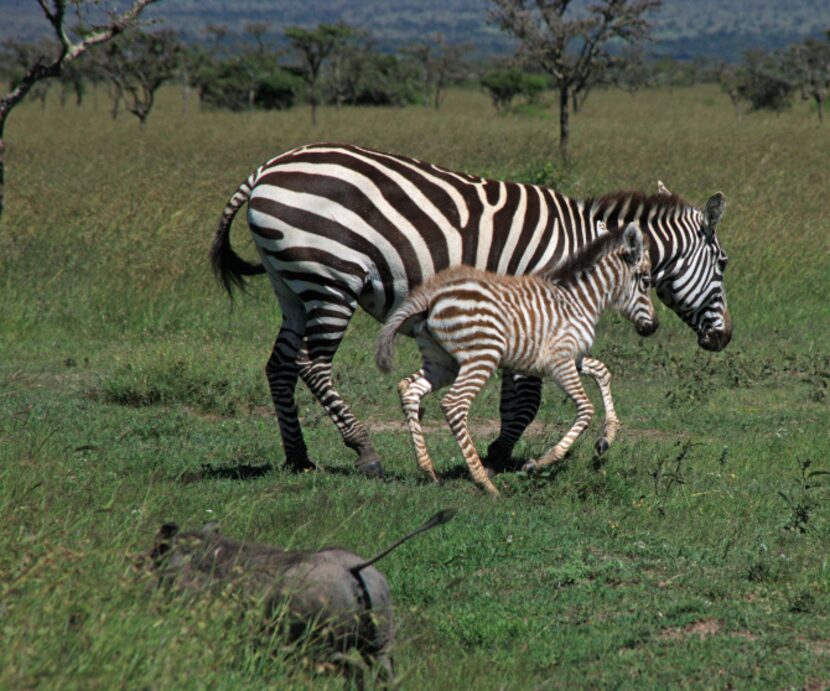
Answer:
197;60;300;111
481;69;547;111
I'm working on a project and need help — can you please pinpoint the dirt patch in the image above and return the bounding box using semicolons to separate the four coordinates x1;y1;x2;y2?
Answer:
366;417;551;438
804;639;830;656
660;618;722;640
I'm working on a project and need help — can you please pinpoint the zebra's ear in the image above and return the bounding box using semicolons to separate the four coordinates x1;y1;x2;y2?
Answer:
657;180;671;196
621;223;644;265
703;192;726;240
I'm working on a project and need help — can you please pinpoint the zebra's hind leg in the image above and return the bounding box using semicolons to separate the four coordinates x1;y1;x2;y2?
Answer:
522;359;594;473
265;319;315;472
579;357;621;455
440;361;500;497
297;301;384;477
485;372;543;474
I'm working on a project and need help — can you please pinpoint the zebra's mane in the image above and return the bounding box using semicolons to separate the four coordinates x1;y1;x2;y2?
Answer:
586;190;692;224
541;226;630;285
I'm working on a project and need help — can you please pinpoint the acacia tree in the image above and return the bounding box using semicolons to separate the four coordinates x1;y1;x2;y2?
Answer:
101;29;181;127
0;0;158;222
285;23;352;125
406;34;472;110
786;35;830;125
490;0;662;158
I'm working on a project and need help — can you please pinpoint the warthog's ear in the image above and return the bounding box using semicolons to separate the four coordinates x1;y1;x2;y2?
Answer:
621;223;644;265
657;180;671;196
158;523;179;540
703;192;726;241
151;522;179;563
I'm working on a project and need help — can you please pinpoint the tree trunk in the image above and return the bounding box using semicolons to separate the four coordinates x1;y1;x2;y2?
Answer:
310;86;318;126
559;85;570;159
815;93;824;125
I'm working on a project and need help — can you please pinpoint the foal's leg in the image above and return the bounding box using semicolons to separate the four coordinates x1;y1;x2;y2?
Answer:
522;359;595;472
440;360;500;496
398;364;454;484
579;357;621;454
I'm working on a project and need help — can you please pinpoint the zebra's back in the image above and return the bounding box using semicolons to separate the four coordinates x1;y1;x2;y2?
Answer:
245;143;575;321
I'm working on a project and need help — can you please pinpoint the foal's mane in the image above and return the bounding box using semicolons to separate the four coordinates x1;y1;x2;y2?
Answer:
541;225;628;285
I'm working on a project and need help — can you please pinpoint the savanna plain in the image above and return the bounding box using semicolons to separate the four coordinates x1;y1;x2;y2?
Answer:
1;85;828;689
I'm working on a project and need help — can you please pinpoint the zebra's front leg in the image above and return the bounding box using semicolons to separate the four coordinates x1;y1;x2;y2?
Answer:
441;361;500;497
522;359;594;473
486;371;543;473
297;302;383;477
579;357;621;455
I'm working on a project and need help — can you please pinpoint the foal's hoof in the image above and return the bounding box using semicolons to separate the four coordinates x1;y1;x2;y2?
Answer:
521;460;538;473
595;438;610;455
357;459;385;479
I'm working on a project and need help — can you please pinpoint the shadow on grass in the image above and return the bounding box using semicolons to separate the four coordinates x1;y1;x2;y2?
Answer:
179;462;275;484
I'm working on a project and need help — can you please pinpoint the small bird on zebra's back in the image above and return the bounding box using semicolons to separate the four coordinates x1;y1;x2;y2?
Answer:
376;222;656;496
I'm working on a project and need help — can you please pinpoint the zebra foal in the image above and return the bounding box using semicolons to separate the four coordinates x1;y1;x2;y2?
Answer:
376;223;656;496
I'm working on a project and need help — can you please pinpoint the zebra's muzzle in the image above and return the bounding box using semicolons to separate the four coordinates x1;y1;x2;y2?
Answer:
697;309;732;351
698;328;731;351
635;319;659;337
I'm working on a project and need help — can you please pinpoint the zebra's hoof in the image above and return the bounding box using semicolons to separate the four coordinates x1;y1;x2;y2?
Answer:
595;438;609;455
521;461;537;473
358;459;385;479
284;457;318;473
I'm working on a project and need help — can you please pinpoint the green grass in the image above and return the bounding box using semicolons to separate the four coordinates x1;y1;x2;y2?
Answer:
1;85;829;689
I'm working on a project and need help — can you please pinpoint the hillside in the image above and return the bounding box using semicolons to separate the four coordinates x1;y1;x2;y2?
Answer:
1;0;829;61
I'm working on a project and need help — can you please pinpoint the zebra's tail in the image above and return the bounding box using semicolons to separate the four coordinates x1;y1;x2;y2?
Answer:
209;170;266;296
375;286;434;373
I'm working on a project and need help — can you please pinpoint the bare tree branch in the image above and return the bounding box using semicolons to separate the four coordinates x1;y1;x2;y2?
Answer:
1;0;160;221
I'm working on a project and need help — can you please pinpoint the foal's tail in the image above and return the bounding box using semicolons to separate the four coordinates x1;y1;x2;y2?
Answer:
375;286;435;373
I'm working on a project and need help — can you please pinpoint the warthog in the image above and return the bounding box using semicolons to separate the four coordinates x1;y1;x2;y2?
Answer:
143;509;456;683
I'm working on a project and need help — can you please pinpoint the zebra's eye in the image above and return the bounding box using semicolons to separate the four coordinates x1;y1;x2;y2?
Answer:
640;274;652;289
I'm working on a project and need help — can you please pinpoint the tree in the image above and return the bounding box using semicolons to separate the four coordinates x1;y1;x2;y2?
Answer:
285;23;352;125
99;29;180;127
406;34;472;110
735;49;795;114
490;0;662;158
0;0;158;222
481;67;546;111
785;35;830;125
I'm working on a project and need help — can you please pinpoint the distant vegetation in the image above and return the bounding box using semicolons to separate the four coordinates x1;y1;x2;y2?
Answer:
2;0;830;62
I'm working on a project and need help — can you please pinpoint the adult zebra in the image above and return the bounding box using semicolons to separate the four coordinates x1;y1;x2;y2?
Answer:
211;142;732;477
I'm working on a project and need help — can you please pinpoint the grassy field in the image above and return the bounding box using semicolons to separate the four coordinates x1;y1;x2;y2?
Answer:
1;85;828;689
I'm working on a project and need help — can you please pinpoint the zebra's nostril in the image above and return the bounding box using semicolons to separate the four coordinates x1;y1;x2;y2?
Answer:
636;320;658;337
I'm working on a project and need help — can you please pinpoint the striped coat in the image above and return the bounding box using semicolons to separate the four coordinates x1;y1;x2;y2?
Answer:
211;142;731;476
375;223;655;496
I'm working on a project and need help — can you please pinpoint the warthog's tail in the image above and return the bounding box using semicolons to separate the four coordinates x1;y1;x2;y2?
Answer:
351;509;457;574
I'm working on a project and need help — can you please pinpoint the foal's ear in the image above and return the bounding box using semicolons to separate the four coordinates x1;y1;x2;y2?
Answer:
657;180;671;196
621;223;644;265
703;192;726;241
